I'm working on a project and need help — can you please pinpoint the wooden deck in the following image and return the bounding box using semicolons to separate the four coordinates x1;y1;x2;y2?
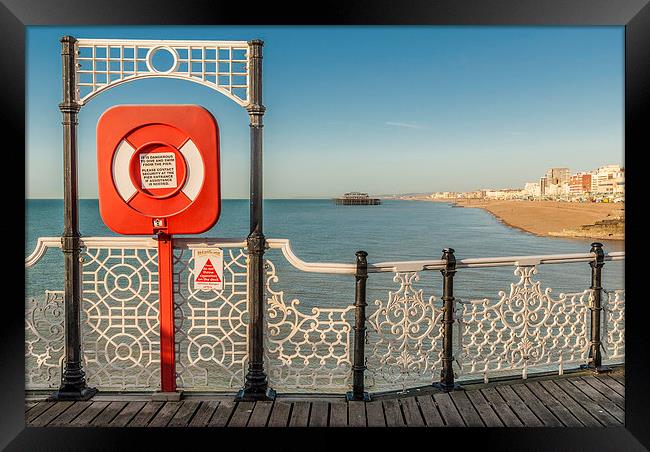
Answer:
25;369;624;427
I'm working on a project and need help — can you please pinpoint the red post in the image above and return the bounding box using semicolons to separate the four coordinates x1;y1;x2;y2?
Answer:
157;233;176;392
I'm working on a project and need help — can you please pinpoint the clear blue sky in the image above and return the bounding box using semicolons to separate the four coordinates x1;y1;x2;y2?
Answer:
26;26;624;199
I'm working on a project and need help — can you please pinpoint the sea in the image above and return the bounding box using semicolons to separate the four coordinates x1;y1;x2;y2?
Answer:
26;198;625;307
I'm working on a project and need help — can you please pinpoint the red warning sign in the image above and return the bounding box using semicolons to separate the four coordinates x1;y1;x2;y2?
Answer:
196;259;222;283
193;248;224;291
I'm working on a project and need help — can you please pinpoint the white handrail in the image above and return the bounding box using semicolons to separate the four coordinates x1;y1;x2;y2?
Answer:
266;238;356;274
26;236;626;274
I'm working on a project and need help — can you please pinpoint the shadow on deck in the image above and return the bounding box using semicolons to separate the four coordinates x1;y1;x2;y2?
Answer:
25;367;624;427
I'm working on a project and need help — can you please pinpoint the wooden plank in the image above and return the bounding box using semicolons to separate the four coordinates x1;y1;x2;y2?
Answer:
109;401;147;427
525;382;582;427
288;401;311;427
188;401;219;427
267;401;291;427
25;402;40;413
208;400;236;427
479;387;522;427
555;379;620;426
91;401;129;426
70;401;110;426
416;395;444;427
128;401;164;427
30;401;74;427
348;401;366;427
382;399;405;427
433;393;466;426
248;401;273;427
495;385;543;427
26;401;55;423
510;384;562;427
610;373;625;385
567;379;624;424
539;380;601;427
49;401;93;427
168;401;201;427
329;402;348;427
148;402;183;427
228;401;255;427
580;376;625;407
465;390;504;427
399;397;424;427
308;401;329;427
449;391;484;427
365;401;386;427
597;375;625;397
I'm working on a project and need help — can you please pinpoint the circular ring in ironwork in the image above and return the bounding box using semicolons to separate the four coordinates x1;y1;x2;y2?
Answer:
145;46;179;74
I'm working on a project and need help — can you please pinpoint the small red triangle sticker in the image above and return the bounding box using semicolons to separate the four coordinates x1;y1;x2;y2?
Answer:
196;258;222;283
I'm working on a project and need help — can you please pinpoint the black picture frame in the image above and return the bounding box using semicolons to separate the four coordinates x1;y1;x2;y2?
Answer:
4;0;648;449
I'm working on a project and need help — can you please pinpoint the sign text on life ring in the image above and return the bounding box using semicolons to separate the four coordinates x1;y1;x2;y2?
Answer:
140;152;177;189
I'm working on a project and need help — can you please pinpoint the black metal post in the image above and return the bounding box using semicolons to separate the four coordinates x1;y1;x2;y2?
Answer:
50;36;97;401
588;242;610;373
347;251;370;401
237;39;274;401
434;248;460;391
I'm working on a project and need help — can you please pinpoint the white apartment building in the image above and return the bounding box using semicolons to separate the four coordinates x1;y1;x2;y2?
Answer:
524;182;541;197
592;164;624;194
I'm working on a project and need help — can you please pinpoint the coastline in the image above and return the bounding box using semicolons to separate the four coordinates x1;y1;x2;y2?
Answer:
390;197;624;241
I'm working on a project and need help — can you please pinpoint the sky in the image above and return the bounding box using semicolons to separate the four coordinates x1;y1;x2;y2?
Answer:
26;26;624;199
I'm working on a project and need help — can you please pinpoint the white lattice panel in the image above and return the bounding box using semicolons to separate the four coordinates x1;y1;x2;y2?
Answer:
265;259;354;392
458;265;592;382
173;246;249;391
82;246;161;390
75;39;250;106
366;272;444;392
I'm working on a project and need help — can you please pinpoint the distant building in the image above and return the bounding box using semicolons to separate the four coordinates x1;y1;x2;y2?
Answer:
484;188;526;200
569;172;592;195
524;182;541;198
540;176;548;196
546;167;570;185
593;165;624;195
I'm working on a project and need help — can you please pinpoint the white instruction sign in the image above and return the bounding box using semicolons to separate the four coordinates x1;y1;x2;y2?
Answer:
140;152;177;189
193;247;224;291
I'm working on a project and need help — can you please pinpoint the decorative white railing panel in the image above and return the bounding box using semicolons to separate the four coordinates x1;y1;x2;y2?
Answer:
173;243;249;391
25;237;625;393
25;290;65;389
458;265;591;382
366;272;444;392
75;39;250;106
603;288;625;362
81;245;161;390
265;259;354;392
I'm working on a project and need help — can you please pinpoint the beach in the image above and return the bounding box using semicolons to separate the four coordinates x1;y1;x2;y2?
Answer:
446;199;624;240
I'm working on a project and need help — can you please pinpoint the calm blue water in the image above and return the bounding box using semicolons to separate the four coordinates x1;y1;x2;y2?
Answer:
25;199;624;305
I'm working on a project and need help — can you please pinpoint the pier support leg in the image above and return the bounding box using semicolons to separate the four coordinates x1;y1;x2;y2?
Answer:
237;40;274;401
51;36;96;401
434;248;461;392
347;251;370;401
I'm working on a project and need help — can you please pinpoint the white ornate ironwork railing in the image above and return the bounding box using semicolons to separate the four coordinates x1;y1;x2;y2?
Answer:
265;259;354;392
366;272;444;392
172;239;249;391
74;39;250;106
457;266;592;382
82;240;160;390
26;237;624;393
25;290;65;389
603;288;625;362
